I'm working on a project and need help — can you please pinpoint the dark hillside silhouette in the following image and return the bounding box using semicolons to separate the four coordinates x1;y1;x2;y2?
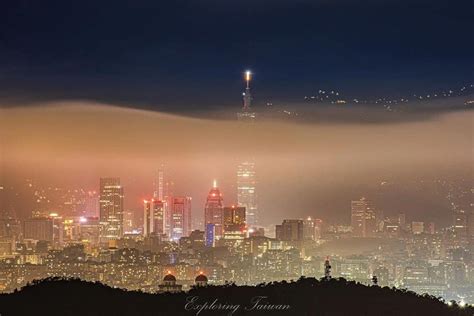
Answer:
0;277;471;316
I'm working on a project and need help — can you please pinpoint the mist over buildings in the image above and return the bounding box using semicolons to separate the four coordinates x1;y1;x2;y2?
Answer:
1;101;472;227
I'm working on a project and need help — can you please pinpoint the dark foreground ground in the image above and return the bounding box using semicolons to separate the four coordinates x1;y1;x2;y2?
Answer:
0;277;471;316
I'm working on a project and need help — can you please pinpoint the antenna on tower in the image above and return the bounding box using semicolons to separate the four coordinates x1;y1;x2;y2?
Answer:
242;70;252;110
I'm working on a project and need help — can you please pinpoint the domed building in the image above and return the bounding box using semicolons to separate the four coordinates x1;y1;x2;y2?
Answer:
158;272;182;293
194;273;208;287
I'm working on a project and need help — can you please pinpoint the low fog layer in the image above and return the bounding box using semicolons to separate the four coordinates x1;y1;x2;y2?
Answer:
1;101;472;226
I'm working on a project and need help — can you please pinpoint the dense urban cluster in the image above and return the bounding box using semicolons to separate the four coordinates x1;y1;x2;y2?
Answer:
0;176;472;305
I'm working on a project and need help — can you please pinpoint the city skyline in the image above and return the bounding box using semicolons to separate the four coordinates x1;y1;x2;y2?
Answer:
0;0;473;309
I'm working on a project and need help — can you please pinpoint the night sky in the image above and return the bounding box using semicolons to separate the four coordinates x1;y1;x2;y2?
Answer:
1;0;472;110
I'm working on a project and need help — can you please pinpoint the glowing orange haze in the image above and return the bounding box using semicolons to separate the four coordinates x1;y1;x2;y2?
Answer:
1;101;472;225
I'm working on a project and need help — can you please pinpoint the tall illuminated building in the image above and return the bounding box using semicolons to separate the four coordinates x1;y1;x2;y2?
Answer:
164;180;175;236
152;199;166;235
223;205;246;226
153;164;164;200
170;196;191;241
351;197;376;237
303;217;323;241
237;162;258;226
235;70;259;226
99;178;124;243
123;210;135;233
204;181;224;239
237;70;256;121
223;205;247;243
85;191;99;217
144;199;166;236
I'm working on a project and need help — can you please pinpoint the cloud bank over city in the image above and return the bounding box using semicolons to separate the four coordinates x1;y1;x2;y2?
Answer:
1;101;472;225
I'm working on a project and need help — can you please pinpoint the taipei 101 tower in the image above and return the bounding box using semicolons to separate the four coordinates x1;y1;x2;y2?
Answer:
237;70;257;122
236;70;258;227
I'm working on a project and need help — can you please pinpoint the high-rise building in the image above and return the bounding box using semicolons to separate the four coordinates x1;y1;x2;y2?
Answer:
204;181;224;239
164;180;175;236
303;217;321;241
144;199;166;236
153;165;164;200
223;205;247;242
351;198;376;237
237;162;258;226
123;210;135;233
170;196;191;241
85;191;99;217
23;217;54;242
152;199;166;235
237;70;256;122
235;71;258;226
275;219;304;241
143;200;152;236
205;223;216;247
223;206;246;226
99;178;124;243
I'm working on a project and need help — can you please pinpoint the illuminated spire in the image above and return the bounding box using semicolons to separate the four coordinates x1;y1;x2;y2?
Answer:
245;70;251;89
213;179;217;188
243;70;252;110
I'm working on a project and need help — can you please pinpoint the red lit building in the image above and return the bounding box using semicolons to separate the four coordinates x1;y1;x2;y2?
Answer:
204;181;224;239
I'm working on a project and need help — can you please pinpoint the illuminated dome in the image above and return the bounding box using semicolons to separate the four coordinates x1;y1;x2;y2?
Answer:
163;274;176;282
195;274;208;282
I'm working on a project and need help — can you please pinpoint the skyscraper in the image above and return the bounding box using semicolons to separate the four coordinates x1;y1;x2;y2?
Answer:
170;196;191;241
303;217;322;241
223;206;246;226
237;162;258;226
351;197;376;237
152;199;166;235
99;178;124;243
223;205;247;243
153;164;164;200
23;217;54;242
144;199;166;236
204;181;224;239
164;179;175;236
275;219;304;241
143;200;152;236
235;71;259;226
237;70;256;121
